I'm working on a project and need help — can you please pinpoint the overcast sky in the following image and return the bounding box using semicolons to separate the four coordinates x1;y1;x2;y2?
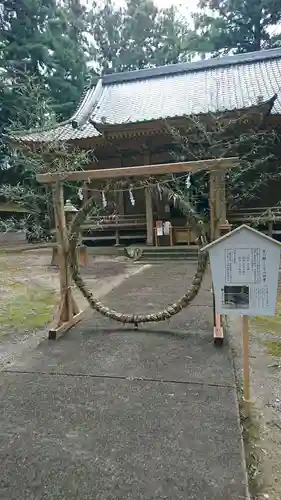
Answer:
82;0;199;19
154;0;197;9
109;0;199;16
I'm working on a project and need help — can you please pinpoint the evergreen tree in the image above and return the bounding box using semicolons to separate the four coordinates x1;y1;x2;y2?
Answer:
0;0;55;128
0;0;55;78
190;0;281;56
0;0;54;178
89;0;192;74
88;0;123;74
0;0;91;178
47;0;90;119
0;0;90;128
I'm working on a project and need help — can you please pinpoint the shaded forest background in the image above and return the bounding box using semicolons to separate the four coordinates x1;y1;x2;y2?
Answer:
1;0;281;201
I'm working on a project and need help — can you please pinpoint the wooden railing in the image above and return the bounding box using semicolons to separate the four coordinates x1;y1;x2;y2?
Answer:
228;207;281;236
81;213;147;245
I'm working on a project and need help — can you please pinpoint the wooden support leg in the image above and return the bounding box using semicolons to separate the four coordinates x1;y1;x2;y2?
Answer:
49;290;84;340
214;313;224;345
212;288;224;346
49;182;84;340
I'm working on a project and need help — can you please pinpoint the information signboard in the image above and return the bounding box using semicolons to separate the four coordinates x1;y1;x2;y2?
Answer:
202;225;281;316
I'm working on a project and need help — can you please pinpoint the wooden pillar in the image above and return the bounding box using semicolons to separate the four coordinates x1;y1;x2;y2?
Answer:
209;170;227;240
209;171;216;241
117;190;125;215
53;182;74;321
145;186;154;245
210;169;227;344
144;151;153;245
52;183;66;296
82;182;89;203
219;171;227;223
49;181;83;340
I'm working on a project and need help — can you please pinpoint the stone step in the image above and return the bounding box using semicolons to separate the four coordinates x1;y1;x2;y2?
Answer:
140;254;198;260
142;249;198;255
143;249;199;255
139;250;199;262
126;246;199;262
139;259;198;264
142;246;199;252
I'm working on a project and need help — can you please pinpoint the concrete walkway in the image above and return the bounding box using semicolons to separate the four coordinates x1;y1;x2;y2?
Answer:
0;263;249;500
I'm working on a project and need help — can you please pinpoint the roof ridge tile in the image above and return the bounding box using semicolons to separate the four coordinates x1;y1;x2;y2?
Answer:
102;48;281;85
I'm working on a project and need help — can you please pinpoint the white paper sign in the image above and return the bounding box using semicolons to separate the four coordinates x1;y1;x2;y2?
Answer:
163;221;171;235
156;221;163;236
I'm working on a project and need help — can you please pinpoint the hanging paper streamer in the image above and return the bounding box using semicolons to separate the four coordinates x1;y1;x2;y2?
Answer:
186;174;191;189
77;187;84;201
102;191;107;208
163;220;171;235
129;187;135;206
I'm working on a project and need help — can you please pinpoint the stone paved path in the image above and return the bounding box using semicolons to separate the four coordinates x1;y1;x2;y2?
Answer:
0;263;249;500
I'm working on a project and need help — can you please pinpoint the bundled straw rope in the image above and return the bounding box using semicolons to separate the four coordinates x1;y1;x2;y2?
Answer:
68;186;208;326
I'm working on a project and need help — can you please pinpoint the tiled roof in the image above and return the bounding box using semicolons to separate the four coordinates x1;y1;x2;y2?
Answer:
16;121;99;143
19;48;281;143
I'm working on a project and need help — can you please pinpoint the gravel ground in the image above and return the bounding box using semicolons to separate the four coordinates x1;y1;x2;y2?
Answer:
0;248;145;368
0;261;248;500
228;310;281;500
2;246;281;499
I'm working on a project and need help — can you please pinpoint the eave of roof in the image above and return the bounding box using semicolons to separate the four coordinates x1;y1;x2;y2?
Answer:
15;47;281;145
0;201;29;213
90;101;275;134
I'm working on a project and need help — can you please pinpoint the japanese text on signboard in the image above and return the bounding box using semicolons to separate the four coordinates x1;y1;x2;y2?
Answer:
225;248;267;284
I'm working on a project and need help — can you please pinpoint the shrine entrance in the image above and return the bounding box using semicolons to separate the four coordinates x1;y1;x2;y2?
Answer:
35;156;237;339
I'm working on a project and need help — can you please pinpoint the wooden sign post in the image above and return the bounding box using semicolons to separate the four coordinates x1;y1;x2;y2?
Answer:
242;315;250;408
202;224;281;407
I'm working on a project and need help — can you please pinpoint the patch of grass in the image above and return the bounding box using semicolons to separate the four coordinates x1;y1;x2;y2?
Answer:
264;340;281;356
252;297;281;334
253;315;281;331
0;284;56;337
